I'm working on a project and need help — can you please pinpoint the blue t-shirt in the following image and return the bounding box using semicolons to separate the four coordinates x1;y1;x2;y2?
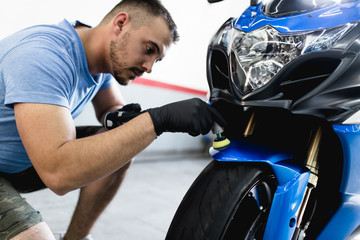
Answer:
0;19;113;173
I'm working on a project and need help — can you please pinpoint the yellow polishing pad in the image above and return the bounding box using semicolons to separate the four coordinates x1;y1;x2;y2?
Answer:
213;138;230;150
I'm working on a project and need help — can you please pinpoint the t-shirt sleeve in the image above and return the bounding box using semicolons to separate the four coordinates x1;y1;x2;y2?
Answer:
2;42;74;109
99;74;115;90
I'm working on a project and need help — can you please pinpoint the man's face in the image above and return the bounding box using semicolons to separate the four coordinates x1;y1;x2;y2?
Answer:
109;17;171;85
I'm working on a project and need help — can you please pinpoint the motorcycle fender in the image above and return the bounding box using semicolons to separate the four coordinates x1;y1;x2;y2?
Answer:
210;138;310;240
210;138;305;185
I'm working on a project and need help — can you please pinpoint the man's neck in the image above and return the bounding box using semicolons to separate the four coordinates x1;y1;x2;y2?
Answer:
75;26;110;76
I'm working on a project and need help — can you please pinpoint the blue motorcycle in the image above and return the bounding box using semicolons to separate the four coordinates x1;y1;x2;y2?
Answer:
166;0;360;239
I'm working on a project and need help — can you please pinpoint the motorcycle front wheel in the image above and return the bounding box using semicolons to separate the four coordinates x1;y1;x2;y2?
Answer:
166;160;277;240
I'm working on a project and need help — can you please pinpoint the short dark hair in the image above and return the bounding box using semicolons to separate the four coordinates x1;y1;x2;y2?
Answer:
101;0;179;43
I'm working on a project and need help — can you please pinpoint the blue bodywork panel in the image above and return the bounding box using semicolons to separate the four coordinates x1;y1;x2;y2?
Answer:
235;2;360;33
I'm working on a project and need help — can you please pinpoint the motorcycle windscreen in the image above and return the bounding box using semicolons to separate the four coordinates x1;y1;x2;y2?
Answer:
262;0;357;17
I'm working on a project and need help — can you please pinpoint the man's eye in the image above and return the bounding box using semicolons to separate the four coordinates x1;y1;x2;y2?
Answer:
146;46;154;54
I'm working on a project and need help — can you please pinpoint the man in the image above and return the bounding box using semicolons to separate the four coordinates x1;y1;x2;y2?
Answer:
0;0;225;239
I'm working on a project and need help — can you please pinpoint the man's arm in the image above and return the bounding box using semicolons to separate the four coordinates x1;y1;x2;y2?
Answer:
14;103;156;196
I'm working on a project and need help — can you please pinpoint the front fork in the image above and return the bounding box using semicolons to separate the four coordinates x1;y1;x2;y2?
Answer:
249;113;322;240
292;126;322;240
211;112;322;240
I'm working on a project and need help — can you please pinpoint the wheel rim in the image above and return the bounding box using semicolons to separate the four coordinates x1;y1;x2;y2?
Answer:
222;176;277;240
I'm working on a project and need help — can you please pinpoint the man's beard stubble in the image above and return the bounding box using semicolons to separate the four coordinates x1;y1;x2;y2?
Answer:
109;32;131;86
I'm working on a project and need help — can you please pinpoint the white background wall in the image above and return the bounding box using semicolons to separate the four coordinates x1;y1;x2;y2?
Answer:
0;0;249;153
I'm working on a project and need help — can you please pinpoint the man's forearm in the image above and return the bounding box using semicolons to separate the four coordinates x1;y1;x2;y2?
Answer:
52;113;156;195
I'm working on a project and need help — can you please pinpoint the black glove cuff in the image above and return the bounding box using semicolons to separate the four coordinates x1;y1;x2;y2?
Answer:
147;108;164;136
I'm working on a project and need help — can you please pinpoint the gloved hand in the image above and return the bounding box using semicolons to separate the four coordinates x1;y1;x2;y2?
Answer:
147;98;226;136
104;103;143;130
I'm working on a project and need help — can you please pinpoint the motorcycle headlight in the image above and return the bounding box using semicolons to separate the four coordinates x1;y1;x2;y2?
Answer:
210;19;355;96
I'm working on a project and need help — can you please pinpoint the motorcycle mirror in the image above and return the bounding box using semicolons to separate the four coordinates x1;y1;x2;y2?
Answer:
251;0;262;6
208;0;223;3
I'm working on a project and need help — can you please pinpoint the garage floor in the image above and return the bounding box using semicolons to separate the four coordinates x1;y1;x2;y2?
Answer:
22;154;211;240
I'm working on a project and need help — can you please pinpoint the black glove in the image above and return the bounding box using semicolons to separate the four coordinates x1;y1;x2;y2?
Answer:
147;98;226;136
104;103;143;130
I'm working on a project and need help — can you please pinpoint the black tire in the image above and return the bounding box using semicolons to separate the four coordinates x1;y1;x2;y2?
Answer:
166;160;277;240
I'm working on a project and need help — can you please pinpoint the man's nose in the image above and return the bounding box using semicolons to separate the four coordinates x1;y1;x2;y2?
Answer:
142;59;155;74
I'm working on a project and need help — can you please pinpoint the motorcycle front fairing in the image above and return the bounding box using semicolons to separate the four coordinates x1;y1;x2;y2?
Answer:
208;1;360;239
208;1;360;123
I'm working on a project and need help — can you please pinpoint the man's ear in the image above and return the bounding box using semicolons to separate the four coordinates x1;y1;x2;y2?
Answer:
112;12;129;35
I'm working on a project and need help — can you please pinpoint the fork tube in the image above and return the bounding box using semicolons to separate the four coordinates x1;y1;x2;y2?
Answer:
244;112;256;137
292;126;322;239
306;126;322;187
